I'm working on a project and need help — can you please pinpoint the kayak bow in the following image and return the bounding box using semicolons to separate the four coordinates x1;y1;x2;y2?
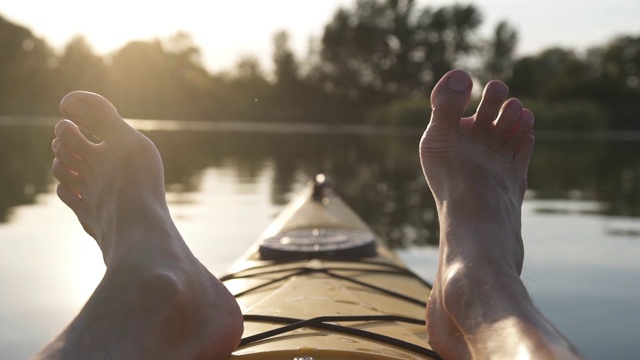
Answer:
223;175;441;360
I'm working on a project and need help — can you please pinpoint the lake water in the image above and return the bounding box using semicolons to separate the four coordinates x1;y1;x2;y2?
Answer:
0;121;639;359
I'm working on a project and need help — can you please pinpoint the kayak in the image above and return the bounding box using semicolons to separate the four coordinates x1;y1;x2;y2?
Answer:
222;175;441;360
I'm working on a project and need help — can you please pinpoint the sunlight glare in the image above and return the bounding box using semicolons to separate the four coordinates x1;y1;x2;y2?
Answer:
2;0;353;72
68;232;105;304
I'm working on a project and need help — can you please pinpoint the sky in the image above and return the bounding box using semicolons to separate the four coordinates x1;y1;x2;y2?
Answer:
2;0;639;73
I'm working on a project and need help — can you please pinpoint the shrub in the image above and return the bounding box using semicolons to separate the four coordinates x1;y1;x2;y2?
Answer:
524;100;610;131
366;98;430;127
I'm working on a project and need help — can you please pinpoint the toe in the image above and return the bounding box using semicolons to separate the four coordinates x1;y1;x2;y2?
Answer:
428;69;472;131
515;131;535;160
56;182;81;205
56;183;89;216
60;91;141;148
472;80;509;136
54;120;99;162
513;110;535;164
53;141;93;176
504;109;535;153
52;157;84;192
488;99;523;148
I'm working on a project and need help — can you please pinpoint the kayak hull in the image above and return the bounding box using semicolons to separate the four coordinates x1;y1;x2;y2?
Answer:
223;178;439;359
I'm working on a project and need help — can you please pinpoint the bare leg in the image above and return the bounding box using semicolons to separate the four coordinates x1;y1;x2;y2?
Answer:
37;92;243;359
420;70;582;359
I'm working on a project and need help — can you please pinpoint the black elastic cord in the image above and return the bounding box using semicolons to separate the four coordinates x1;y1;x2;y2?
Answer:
222;258;433;288
240;314;442;359
222;261;431;307
318;269;427;307
225;259;439;358
228;266;427;307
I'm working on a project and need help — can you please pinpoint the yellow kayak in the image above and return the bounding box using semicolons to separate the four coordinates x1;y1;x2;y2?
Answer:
223;175;441;360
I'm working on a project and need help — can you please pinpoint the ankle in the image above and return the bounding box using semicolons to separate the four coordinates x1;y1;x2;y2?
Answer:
439;224;523;268
436;189;522;221
441;261;531;330
105;226;190;271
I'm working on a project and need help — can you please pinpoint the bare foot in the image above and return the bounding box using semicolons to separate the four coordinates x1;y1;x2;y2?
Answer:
421;71;583;359
43;92;243;359
421;70;535;359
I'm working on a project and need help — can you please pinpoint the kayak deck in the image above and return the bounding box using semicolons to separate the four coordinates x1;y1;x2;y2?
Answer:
223;176;440;359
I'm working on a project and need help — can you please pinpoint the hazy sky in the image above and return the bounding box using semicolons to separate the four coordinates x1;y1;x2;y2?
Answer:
2;0;639;72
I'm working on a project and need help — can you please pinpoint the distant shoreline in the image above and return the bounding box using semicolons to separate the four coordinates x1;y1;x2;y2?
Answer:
3;115;640;141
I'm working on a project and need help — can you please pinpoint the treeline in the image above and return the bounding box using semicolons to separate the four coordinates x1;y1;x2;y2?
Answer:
1;0;639;129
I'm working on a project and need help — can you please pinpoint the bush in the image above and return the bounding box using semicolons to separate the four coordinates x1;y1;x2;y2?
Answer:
524;100;610;131
366;98;431;127
366;96;610;132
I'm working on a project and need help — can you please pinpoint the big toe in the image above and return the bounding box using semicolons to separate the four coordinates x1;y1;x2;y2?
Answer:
60;91;140;147
428;69;473;131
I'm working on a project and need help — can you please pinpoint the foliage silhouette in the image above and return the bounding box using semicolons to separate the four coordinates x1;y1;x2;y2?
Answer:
314;1;482;105
0;6;639;127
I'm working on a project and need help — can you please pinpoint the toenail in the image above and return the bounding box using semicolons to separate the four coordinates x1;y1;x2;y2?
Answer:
54;120;66;135
491;82;509;97
54;119;72;135
62;97;88;118
505;101;522;114
447;71;471;91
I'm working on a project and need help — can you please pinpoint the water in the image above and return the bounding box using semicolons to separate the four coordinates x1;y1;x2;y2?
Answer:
0;122;639;359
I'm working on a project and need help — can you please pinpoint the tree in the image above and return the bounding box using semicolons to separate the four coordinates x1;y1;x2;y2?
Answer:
208;56;272;121
160;32;215;119
271;30;312;122
0;15;55;114
591;35;640;103
232;56;266;80
108;33;212;119
273;30;299;87
589;35;640;129
53;36;109;99
416;3;482;85
509;48;592;101
109;40;174;117
313;0;482;105
480;21;518;82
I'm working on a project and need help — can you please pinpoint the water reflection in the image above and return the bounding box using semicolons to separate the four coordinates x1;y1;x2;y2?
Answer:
0;125;54;222
2;123;640;246
531;139;640;220
149;130;439;247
